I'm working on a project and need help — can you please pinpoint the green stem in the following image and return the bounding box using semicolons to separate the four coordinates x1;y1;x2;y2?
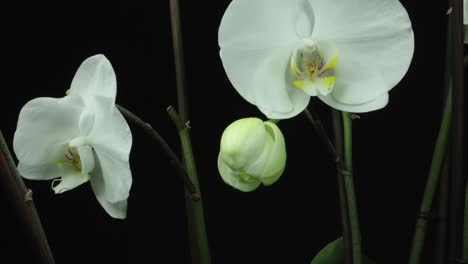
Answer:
330;109;353;264
434;157;449;264
167;106;211;264
169;0;188;122
460;55;468;261
116;105;199;200
0;130;55;263
341;112;363;264
463;182;468;260
408;86;452;264
305;108;339;160
268;119;280;124
448;0;465;259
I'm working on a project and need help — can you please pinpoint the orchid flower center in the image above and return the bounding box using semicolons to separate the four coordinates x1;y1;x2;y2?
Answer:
64;148;82;171
290;41;339;97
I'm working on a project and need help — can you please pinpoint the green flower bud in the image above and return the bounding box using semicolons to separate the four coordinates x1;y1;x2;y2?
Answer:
217;117;286;192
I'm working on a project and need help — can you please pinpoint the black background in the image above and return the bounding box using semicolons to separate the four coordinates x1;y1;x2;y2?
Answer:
2;0;455;263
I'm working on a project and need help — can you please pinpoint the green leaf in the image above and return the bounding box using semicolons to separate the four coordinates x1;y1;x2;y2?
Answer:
311;237;376;264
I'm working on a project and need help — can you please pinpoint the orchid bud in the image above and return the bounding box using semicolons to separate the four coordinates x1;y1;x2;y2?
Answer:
217;118;286;192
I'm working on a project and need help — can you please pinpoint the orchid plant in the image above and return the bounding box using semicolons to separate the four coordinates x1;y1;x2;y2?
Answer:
0;0;465;263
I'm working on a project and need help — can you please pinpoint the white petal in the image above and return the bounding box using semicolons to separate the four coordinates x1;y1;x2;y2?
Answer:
90;156;129;218
87;97;132;160
78;109;96;136
220;46;310;119
318;93;389;113
91;147;132;203
217;155;261;192
18;162;64;180
260;122;287;186
77;145;95;176
331;46;387;105
219;0;313;49
310;0;414;93
95;196;128;219
13;96;84;165
52;169;90;194
69;55;117;102
81;96;132;204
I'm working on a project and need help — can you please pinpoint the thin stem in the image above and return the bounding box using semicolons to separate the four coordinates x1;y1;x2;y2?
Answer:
116;105;199;200
169;1;211;262
341;112;363;264
0;130;55;264
448;0;464;259
408;86;452;264
304;108;339;161
460;55;468;261
331;109;353;264
463;182;468;260
435;7;453;263
434;157;449;264
169;0;188;122
268;119;280;124
167;106;211;264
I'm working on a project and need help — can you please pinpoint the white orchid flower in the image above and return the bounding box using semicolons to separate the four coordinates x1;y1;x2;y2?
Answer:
217;118;286;192
13;55;132;219
218;0;414;119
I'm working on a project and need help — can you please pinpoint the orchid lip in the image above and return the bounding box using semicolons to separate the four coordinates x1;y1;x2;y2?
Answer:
63;147;82;171
290;40;338;97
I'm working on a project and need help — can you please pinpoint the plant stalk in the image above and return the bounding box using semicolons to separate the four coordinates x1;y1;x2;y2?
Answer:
408;86;452;264
116;105;199;200
0;130;55;264
460;56;468;261
448;0;464;260
330;109;353;264
169;0;188;123
167;106;211;264
168;0;211;262
434;157;449;264
341;112;363;264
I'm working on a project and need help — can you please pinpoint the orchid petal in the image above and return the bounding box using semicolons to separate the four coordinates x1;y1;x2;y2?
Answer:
52;169;90;194
330;46;387;105
95;197;128;219
318;92;389;113
220;47;310;119
69;55;117;102
311;0;414;94
85;96;132;203
219;0;313;49
18;162;64;180
90;153;129;218
76;145;95;176
87;96;132;159
13;96;84;165
91;148;132;203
